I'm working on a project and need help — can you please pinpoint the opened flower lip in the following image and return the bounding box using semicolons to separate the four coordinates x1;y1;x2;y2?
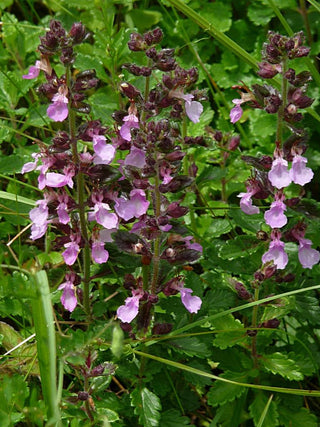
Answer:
268;157;292;189
264;199;287;228
120;113;139;141
230;104;243;124
23;57;52;80
262;236;288;270
298;238;320;269
115;189;150;221
289;154;314;186
47;86;69;122
91;240;109;264
238;191;260;215
169;90;203;123
92;134;116;165
58;278;77;312
116;290;144;323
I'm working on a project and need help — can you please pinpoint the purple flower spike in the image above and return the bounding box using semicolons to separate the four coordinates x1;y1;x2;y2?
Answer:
180;288;202;313
47;87;69;122
262;235;288;270
238;191;260;215
268;157;292;189
62;235;80;266
289;154;314;186
264;197;287;228
115;189;150;221
23;61;41;79
117;291;143;323
58;277;77;312
120;113;139;141
92;241;109;264
93;135;116;165
298;238;320;269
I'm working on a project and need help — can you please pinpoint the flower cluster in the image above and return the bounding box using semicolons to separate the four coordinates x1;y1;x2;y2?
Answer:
22;23;204;330
231;32;319;271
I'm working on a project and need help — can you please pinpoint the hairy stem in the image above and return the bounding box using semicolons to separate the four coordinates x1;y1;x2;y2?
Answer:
276;57;288;146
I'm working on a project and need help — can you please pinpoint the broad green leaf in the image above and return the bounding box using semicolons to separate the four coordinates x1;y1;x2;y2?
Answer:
159;409;191;427
212;315;247;349
249;392;279;427
205;218;232;238
207;371;248;407
262;353;303;381
126;9;162;31
261;296;295;322
131;387;162;427
294;293;320;325
278;406;318;427
199;2;232;33
218;235;261;260
166;337;209;358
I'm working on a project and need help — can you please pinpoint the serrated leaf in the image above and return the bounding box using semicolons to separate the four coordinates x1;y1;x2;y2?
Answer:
131;387;161;427
166;337;208;358
262;353;303;381
261;296;295;323
200;2;232;33
294;293;320;325
159;409;191;427
207;371;248;407
212;315;247;349
205;218;232;238
278;406;318;427
218;235;260;260
249;392;279;427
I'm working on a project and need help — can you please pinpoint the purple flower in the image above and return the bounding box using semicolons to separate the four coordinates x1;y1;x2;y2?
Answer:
21;153;41;174
92;241;109;264
120;113;139;141
264;194;287;228
124;146;146;168
45;167;75;189
170;91;203;123
262;234;288;270
29;199;49;240
115;189;150;221
99;228;117;243
289;154;314;186
47;87;69;122
23;61;41;79
57;194;70;224
180;288;202;313
92;135;116;165
88;195;118;229
184;236;203;253
230;99;244;124
238;191;260;215
62;235;80;266
58;275;77;312
298;238;320;269
117;290;143;323
268;157;292;189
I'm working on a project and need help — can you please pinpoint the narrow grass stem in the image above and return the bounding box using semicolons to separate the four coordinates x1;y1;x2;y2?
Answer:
251;287;260;369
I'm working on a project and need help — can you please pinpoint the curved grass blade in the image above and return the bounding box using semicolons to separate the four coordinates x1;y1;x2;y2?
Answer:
31;271;61;426
306;0;320;13
257;394;274;427
0;190;36;206
132;349;320;397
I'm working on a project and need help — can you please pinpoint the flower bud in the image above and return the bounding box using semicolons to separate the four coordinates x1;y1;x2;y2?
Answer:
152;322;172;335
78;391;89;401
69;22;87;44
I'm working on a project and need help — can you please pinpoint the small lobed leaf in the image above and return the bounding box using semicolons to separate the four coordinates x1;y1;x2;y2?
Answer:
131;387;162;427
278;406;318;427
166;337;209;358
218;235;260;260
207;371;248;407
261;352;304;381
159;409;191;426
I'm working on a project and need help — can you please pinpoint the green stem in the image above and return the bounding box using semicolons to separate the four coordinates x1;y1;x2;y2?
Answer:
150;159;161;295
276;58;288;146
66;67;91;320
251;287;260;369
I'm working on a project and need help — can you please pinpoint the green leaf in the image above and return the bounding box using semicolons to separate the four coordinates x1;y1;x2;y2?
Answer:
261;353;303;381
160;409;191;427
261;296;296;322
218;235;261;260
249;392;279;427
166;337;209;358
212;315;247;350
294;293;320;325
278;406;318;427
205;218;232;238
247;1;275;26
126;9;162;31
199;2;232;33
207;371;248;407
131;387;161;427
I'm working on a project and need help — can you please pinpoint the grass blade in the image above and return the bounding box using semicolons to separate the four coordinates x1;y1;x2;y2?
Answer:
31;271;61;426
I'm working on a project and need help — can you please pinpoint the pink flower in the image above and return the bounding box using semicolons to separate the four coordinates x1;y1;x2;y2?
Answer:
45;167;75;189
57;194;70;225
92;241;109;264
47;87;69;122
88;200;118;229
180;288;202;313
289;154;314;186
21;153;41;173
264;194;287;228
262;234;288;270
170;91;203;123
184;236;203;253
29;199;49;240
23;61;41;79
268;157;292;189
62;235;80;266
117;290;143;323
298;238;320;269
124;146;146;168
238;191;260;215
58;274;77;312
120;114;139;141
230;99;243;124
115;189;150;221
92;135;116;165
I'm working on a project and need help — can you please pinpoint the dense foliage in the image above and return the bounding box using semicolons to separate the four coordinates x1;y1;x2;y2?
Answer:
1;1;320;426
